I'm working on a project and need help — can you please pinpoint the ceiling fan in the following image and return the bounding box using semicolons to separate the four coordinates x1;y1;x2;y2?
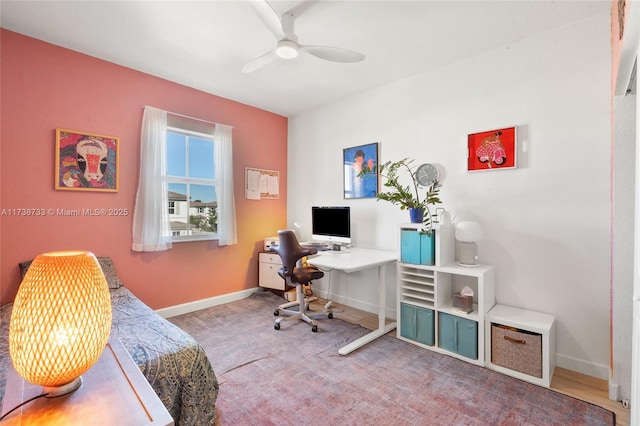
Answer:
242;0;365;73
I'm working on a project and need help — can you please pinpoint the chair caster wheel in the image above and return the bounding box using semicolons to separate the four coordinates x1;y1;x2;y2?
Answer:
328;313;333;319
274;322;281;330
311;325;318;332
274;309;279;316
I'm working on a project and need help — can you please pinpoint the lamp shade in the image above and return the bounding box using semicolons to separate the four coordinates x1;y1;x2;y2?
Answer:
455;221;483;242
9;251;112;395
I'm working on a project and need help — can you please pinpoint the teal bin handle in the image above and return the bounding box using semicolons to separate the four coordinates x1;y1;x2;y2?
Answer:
453;319;458;350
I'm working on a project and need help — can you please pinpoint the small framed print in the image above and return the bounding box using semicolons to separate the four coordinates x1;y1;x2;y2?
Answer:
343;142;379;199
55;128;119;192
467;126;516;171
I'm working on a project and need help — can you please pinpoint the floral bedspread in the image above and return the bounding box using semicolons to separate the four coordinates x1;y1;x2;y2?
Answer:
0;287;218;425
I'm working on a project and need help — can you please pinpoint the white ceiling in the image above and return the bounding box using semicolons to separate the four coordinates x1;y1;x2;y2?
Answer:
1;0;610;117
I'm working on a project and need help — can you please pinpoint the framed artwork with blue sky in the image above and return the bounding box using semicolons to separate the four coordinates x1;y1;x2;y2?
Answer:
343;142;378;199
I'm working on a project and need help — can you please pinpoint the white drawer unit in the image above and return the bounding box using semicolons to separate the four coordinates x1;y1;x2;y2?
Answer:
259;252;284;290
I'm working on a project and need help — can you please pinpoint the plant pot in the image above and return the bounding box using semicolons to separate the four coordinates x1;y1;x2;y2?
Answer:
409;207;424;223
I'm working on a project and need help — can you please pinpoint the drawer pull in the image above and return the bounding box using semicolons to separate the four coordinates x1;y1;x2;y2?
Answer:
504;335;526;344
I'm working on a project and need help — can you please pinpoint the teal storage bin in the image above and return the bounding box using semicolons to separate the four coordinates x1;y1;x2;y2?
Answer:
400;303;434;346
401;229;421;264
438;312;478;359
419;232;435;265
400;229;435;265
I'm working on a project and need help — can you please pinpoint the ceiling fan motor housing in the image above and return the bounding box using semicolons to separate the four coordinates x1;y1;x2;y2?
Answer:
276;40;299;59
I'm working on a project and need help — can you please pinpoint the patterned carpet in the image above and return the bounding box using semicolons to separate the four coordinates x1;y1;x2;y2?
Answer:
169;292;615;426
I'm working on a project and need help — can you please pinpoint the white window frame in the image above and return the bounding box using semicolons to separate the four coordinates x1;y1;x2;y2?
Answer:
166;125;218;243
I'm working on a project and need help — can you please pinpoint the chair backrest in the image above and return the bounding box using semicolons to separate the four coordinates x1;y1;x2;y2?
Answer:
272;230;316;277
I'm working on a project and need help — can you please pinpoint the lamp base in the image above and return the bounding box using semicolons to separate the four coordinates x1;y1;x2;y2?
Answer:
456;261;480;268
44;376;82;397
455;241;479;267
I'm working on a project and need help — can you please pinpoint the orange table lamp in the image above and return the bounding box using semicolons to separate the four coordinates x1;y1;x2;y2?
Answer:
9;251;112;397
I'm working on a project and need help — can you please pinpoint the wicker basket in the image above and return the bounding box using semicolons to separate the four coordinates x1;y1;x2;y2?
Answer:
491;324;542;378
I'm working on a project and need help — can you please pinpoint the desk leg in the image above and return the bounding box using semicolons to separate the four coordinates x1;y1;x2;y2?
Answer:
338;263;397;355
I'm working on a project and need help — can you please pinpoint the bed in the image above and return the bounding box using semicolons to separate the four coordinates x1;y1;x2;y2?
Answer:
0;257;219;425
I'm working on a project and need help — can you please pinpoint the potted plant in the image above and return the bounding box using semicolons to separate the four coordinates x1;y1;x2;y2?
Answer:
359;158;442;234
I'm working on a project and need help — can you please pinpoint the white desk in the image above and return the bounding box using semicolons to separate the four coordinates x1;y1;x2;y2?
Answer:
308;247;398;355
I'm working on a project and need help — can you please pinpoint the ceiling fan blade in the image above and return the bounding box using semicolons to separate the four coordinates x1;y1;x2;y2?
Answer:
288;0;317;20
248;0;284;40
281;12;297;42
242;50;277;73
300;45;365;63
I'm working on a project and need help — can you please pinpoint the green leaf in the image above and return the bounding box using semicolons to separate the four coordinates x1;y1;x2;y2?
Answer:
358;158;443;214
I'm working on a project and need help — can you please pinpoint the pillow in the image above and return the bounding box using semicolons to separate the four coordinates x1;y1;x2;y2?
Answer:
18;255;123;290
96;256;123;290
18;260;32;281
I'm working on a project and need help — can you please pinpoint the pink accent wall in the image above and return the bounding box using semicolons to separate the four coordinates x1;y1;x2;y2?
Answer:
0;30;288;309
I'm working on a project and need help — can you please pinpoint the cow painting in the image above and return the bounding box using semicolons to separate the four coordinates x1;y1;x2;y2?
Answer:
55;129;119;192
76;138;109;183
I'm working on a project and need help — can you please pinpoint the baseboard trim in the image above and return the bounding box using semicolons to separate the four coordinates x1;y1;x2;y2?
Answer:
555;353;609;381
155;287;261;319
609;383;620;401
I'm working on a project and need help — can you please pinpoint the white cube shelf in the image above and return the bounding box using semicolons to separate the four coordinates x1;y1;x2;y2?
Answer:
485;304;556;388
397;223;495;367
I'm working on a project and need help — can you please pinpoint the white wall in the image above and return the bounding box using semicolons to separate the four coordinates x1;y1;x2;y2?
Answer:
613;94;635;401
288;14;611;377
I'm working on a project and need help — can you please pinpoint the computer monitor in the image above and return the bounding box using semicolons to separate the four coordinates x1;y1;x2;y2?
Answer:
311;206;351;245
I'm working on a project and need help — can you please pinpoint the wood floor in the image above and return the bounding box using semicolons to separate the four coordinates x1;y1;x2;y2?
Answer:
311;299;630;425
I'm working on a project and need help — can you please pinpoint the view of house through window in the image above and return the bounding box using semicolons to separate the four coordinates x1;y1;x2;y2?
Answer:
166;128;217;240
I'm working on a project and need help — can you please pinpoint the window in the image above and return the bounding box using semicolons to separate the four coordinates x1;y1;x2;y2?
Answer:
166;125;217;241
132;106;236;252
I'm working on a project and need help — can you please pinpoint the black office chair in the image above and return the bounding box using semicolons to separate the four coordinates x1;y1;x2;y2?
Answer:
272;229;333;332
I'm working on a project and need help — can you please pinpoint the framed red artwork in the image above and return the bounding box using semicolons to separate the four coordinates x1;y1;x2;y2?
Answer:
55;128;119;192
467;126;516;171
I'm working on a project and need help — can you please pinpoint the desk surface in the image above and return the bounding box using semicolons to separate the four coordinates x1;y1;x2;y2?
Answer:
307;247;398;355
308;247;397;273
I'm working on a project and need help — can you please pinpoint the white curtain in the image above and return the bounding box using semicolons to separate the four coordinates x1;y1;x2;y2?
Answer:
131;106;172;252
215;124;237;245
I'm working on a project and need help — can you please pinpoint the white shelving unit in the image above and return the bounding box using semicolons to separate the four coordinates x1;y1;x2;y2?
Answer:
485;304;556;387
399;267;435;309
397;223;495;367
